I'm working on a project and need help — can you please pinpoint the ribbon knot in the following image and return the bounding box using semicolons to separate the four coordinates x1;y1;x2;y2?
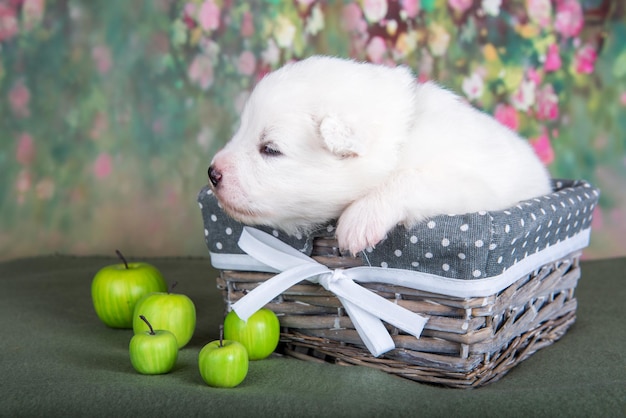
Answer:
231;227;428;357
318;269;347;290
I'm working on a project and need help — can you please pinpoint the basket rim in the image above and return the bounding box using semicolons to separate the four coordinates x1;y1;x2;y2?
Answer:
209;227;588;298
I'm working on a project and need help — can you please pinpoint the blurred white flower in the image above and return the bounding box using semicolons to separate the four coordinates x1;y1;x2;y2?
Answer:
462;72;484;101
305;4;325;35
511;79;536;111
273;15;296;48
481;0;502;16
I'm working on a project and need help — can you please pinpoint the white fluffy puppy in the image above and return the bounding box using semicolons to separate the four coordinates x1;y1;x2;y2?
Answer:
208;56;551;255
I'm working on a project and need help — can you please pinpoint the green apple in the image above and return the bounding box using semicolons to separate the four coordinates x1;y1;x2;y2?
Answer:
198;326;248;388
132;283;196;349
223;308;280;360
92;250;168;328
129;315;178;375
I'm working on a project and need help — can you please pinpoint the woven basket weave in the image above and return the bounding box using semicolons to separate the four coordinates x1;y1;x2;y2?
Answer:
217;241;581;388
199;180;597;388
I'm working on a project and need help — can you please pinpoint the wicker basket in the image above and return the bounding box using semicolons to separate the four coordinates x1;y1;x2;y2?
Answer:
198;180;598;388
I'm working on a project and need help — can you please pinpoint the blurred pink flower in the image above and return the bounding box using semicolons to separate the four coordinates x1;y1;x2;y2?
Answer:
620;92;626;106
240;11;254;38
531;130;554;165
183;2;197;29
9;80;31;118
554;0;583;38
535;84;559;120
494;104;519;131
188;54;214;90
574;44;597;74
16;133;35;165
22;0;45;31
526;0;552;28
527;67;542;86
544;43;562;72
0;3;18;42
92;45;112;75
366;36;386;63
401;0;420;18
198;0;219;31
448;0;473;13
362;0;388;23
342;2;365;32
183;3;196;15
237;50;256;76
93;153;113;179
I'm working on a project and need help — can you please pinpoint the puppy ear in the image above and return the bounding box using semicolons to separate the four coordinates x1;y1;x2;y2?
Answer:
319;115;364;158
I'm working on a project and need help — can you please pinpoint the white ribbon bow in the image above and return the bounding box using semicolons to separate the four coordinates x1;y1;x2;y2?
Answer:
231;227;428;357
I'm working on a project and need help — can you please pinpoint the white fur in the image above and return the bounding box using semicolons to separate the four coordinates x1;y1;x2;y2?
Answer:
209;56;551;255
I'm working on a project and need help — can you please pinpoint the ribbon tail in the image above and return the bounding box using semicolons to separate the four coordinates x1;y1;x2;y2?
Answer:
232;263;328;321
332;277;428;339
338;298;395;357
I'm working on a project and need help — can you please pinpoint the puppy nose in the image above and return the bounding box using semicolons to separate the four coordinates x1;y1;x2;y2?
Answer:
208;165;222;187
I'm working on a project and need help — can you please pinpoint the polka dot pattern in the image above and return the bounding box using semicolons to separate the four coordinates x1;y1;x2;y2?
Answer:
198;179;599;280
365;179;598;279
196;187;314;254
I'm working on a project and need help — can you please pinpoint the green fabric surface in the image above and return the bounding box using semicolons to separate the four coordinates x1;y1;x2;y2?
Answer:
1;256;624;417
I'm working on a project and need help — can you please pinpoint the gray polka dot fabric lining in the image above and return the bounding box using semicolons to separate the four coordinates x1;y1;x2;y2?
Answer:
197;179;599;280
197;189;315;255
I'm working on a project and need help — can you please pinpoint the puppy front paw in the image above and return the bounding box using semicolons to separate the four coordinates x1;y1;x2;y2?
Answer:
335;222;385;256
335;199;399;256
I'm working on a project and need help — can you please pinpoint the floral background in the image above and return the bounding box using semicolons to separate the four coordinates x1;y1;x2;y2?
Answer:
1;0;625;261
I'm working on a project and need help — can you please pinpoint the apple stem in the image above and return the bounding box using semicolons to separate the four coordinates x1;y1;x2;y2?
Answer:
115;249;129;269
169;281;178;294
219;324;224;348
139;315;155;335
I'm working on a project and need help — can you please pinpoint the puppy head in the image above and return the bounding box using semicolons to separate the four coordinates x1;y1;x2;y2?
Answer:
208;56;416;235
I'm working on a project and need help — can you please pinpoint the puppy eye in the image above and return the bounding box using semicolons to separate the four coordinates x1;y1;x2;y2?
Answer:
260;143;282;157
